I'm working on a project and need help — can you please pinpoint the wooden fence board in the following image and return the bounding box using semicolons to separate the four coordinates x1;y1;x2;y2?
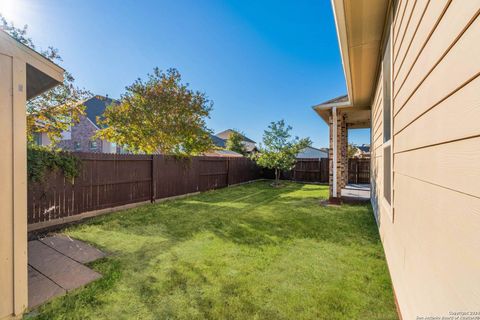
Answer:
348;158;371;184
285;158;329;183
28;154;342;227
28;153;264;225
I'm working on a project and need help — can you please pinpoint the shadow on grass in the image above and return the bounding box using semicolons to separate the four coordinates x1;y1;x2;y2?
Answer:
79;181;379;249
27;181;395;320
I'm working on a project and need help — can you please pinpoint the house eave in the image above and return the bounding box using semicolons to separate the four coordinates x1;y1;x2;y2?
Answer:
330;0;390;107
312;0;390;128
313;102;371;129
0;30;64;100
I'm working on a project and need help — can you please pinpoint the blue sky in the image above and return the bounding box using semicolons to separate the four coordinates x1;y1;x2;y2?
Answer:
2;0;370;147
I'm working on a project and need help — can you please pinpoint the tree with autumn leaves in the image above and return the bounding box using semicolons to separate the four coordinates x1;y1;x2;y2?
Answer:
96;68;214;156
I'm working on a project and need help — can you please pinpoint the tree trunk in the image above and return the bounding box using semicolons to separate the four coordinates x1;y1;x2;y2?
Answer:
275;169;280;186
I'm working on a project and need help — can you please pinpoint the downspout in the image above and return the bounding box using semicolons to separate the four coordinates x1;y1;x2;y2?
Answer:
332;107;337;198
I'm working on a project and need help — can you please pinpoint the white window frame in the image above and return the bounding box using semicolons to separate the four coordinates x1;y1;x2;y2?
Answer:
381;9;394;222
89;140;98;150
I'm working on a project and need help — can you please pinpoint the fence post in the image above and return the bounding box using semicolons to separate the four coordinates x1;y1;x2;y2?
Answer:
355;160;360;183
293;161;296;181
151;155;156;202
226;158;230;186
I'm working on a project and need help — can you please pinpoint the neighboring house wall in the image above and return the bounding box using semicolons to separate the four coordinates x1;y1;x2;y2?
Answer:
215;130;257;152
242;141;257;152
371;1;480;318
34;132;51;146
56;115;106;153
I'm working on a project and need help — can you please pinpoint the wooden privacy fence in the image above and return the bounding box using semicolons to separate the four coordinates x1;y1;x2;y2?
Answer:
348;158;371;184
28;153;262;225
282;158;329;183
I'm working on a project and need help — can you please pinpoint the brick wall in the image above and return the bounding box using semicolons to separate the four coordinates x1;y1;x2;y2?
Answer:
328;108;348;200
57;116;105;153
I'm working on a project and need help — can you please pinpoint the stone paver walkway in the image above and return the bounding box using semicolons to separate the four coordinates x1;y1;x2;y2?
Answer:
28;235;105;309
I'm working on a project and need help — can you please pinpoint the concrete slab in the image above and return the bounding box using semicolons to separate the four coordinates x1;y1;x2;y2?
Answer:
40;234;105;264
344;183;371;191
28;266;66;309
341;184;371;202
28;241;102;291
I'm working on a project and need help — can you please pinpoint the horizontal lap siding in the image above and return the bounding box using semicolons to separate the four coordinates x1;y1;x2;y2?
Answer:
393;0;450;95
395;76;480;152
370;68;383;222
394;13;480;133
393;174;480;314
384;0;480;318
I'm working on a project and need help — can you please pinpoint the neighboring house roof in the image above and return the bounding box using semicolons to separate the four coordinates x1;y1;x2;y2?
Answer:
356;144;370;153
203;149;243;157
297;146;329;159
216;129;256;143
83;95;118;127
210;134;226;148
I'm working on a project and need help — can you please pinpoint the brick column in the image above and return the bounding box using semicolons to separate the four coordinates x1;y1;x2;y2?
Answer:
341;118;348;189
329;108;347;203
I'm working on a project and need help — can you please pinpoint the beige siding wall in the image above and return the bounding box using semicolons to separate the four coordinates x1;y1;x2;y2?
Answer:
0;54;28;319
0;52;15;320
370;68;383;222
371;1;480;318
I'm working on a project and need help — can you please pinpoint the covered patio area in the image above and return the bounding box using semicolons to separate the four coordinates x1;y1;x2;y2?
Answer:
311;0;387;205
313;95;372;204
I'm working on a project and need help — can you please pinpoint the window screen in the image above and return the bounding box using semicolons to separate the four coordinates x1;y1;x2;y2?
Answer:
384;145;391;205
383;34;392;142
383;21;393;207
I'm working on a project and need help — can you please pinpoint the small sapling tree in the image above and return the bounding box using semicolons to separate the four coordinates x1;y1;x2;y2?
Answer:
253;120;311;186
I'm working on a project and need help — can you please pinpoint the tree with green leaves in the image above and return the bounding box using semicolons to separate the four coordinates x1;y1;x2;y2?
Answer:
347;143;358;158
95;68;214;155
0;15;91;145
226;130;247;155
253;120;311;186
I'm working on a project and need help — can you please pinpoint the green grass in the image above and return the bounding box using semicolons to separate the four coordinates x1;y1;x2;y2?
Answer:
27;181;397;320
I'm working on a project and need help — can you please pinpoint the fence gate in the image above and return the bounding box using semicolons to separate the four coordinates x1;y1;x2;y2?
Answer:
287;158;329;183
348;158;371;184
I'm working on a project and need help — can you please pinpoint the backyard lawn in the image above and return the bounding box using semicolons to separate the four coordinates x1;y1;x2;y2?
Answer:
27;181;397;320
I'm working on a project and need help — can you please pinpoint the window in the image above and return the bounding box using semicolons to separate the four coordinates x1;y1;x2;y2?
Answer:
89;141;98;150
383;145;391;204
74;141;81;151
34;133;42;145
382;15;393;208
